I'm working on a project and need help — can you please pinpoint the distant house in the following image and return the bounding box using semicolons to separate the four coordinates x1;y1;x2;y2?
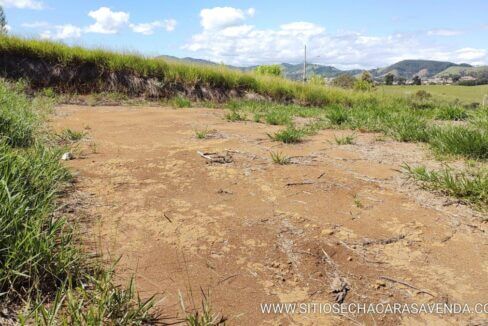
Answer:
459;76;476;82
424;77;453;85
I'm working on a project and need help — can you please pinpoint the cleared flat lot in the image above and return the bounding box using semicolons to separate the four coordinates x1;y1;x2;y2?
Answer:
53;105;487;325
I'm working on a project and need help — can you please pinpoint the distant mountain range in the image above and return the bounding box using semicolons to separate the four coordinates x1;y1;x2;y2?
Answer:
157;56;488;81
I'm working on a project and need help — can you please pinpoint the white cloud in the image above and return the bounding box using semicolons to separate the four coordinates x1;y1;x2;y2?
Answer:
40;24;82;40
21;21;49;28
454;48;487;62
199;7;254;30
184;21;488;68
5;24;11;32
86;7;130;34
130;19;176;35
0;0;43;9
427;29;463;36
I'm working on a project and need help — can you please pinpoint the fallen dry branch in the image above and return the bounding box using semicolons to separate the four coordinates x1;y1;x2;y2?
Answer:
362;234;405;246
197;151;233;164
286;180;315;186
379;276;435;297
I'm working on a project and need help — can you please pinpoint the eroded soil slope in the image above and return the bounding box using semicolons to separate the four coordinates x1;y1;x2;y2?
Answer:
52;105;487;325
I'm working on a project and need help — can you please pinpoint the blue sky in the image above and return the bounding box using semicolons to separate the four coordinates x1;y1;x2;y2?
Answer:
2;0;488;68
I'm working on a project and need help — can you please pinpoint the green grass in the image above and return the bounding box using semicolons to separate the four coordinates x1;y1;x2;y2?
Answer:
195;128;210;139
429;126;488;160
225;109;246;122
264;110;292;125
269;126;305;143
378;85;488;105
57;128;86;144
171;96;191;108
226;99;488;161
434;105;468;121
0;81;38;147
270;151;291;164
404;164;488;212
334;134;356;145
0;80;155;324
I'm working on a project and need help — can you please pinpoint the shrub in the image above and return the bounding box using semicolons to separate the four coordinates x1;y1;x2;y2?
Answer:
331;74;356;89
354;79;373;91
254;65;283;77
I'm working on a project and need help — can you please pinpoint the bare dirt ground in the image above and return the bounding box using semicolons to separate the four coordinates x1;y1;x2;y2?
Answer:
52;105;487;325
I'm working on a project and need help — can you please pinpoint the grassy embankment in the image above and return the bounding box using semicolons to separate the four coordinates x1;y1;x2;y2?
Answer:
0;80;158;325
1;35;370;107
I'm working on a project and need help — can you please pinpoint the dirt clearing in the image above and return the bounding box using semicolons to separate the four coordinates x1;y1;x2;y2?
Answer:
52;105;487;325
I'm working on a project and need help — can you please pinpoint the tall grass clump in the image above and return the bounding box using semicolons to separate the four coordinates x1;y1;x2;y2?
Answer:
269;126;305;143
0;141;75;299
0;80;155;324
428;125;488;160
434;105;468;121
0;81;38;147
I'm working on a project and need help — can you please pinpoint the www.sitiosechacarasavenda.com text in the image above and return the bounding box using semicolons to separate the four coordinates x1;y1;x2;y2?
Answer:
260;302;488;315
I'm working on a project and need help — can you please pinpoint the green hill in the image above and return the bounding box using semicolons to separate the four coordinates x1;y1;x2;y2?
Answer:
156;56;480;81
435;65;488;78
373;60;469;79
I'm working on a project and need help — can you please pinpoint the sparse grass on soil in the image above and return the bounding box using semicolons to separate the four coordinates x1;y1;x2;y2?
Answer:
171;96;191;108
269;126;305;144
227;99;488;160
404;164;488;211
334;134;356;145
270;151;291;165
195;127;210;139
0;80;155;324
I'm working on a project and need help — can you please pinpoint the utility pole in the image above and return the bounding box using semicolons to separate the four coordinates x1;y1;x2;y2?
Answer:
303;44;307;83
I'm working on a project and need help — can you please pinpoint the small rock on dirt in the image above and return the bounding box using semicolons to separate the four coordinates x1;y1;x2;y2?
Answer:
61;152;74;160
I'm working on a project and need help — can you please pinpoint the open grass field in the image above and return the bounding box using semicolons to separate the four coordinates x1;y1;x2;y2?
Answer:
378;85;488;105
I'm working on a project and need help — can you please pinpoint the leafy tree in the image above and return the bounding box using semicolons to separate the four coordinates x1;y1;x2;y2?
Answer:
397;77;406;85
254;64;282;77
412;75;422;85
360;71;374;84
331;74;356;89
384;73;394;85
0;6;7;34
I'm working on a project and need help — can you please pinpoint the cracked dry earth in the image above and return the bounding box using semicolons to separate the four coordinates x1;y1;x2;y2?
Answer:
52;105;487;325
